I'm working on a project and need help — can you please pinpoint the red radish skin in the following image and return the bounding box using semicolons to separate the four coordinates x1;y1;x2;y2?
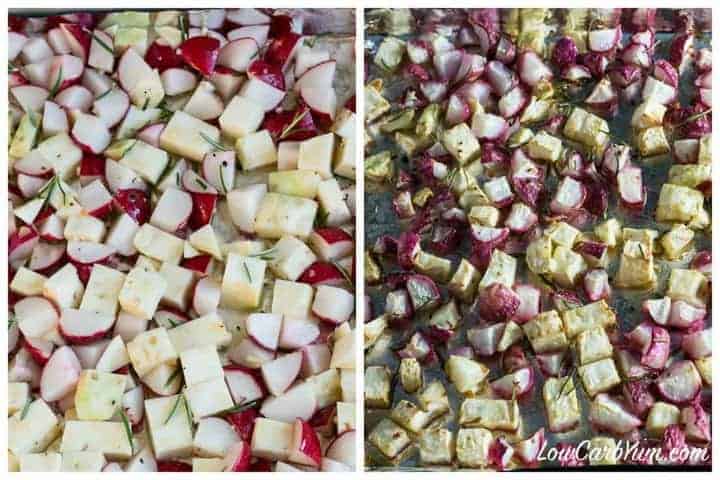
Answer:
226;408;259;442
179;36;221;76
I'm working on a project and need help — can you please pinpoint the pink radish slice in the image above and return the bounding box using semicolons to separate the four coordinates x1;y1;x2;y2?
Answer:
227;337;276;369
260;351;302;396
656;360;702;405
642;297;671;325
535;352;565;377
287;419;322;467
224;441;251;472
14;149;53;176
295;59;335;92
517;51;553;87
471;111;508;141
79;179;113;218
585;78;618;114
202;150;235;193
55;85;94;112
514;429;545;465
150;187;192;233
325;430;356;468
40;346;82;402
38;215;65;242
589;393;642;434
617;165;645;208
278;316;320;350
419;80;447;103
588;27;621;53
490;366;534;399
445;94;471;125
583;269;611;301
93;89;130;128
123;386;145;425
433;49;463;81
668;300;706;328
192;278;221;316
71;113;111;154
260;382;317;424
16;174;47;198
59;308;115;344
137;123;165;148
621;43;651;68
511;284;541;324
246;313;283;351
29;242;65;273
224;365;266;405
468;323;504;357
66;241;115;264
681;329;711;360
498;85;528;118
23;337;55;366
182;169;218;195
485;60;517;96
14;296;59;338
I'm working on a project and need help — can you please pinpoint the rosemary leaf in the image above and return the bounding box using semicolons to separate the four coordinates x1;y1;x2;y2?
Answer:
279;109;309;140
96;87;113;101
243;261;253;284
332;260;354;286
182;395;193;428
49;66;63;98
199;131;229;152
142;96;150;111
218;400;260;416
20;398;32;420
85;28;114;55
218;164;228;194
120;410;134;451
248;247;277;261
164;394;183;424
164;365;182;387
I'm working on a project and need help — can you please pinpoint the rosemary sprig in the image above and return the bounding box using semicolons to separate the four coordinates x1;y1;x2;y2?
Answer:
8;313;16;330
85;28;114;55
279;109;309;140
199;131;229;152
242;261;253;283
120;410;134;451
178;14;188;42
141;96;150;111
182;395;193;427
49;66;63;98
218;164;228;194
314;208;329;228
8;61;18;73
673;108;712;128
195;177;209;190
20;398;32;420
164;365;182;387
556;367;577;400
332;260;354;286
164;394;183;424
248;246;278;261
96;87;113;101
218;399;260;416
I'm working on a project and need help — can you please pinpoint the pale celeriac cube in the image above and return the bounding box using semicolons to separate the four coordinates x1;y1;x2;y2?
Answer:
119;266;167;320
126;327;178;377
10;267;46;296
184;377;234;421
157;263;194;311
271;279;314;318
456;428;493;468
160;110;220;162
8;399;60;456
317;178;352;226
543;376;581;432
458;398;519;431
419;428;454;465
253;193;318;239
218;95;264;138
19;453;62;472
479;248;516;288
368;419;411;459
74;370;126;421
523;310;568;354
561;300;616;339
578;357;621;397
43;264;84;308
120;140;169;184
179;346;224;387
80;265;126;316
267;235;317;281
390;400;433;433
133;223;184;264
365;366;391;408
250;418;293;461
60;421;132;460
64;214;106;242
666;268;709;306
145;395;194;460
236;130;277;170
167;313;231;353
298;132;335;179
221;253;266;310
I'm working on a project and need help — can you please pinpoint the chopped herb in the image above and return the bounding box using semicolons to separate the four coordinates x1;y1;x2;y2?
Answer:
8;313;16;330
164;365;182;387
141;96;150;111
120;410;134;451
279;109;309;140
167;318;179;328
673;108;712;128
248;246;277;261
121;140;138;158
20;398;32;420
85;28;114;55
304;36;317;48
556;367;576;400
332;260;354;286
195;177;208;190
96;88;113;101
164;394;183;424
8;61;18;73
218;399;260;416
218;164;228;194
49;66;63;98
314;208;329;228
242;261;253;283
179;14;188;42
199;131;229;152
183;395;193;427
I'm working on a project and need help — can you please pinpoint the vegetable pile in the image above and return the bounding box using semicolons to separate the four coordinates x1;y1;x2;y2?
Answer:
364;8;711;470
8;8;356;473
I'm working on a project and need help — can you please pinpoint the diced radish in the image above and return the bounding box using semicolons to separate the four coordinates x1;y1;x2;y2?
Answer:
517;51;553;87
308;228;353;261
55;85;94;112
514;429;545;466
656;360;702;405
433;49;463;81
71;113;111;154
265;33;302;70
59;308;115;344
137;123;165;148
681;329;711;360
505;202;538;234
123;386;145;426
583;269;611;301
23;337;55;366
260;351;302;396
226;408;259;442
224;441;251;472
228;337;276;369
150;188;192;233
261;382;317;424
192;278;221;316
40;346;81;402
59;23;90;60
468;323;504;357
14;296;59;339
491;366;534;399
114;188;151;225
48;54;84;90
445;94;471;126
179;36;221;76
419;80;447;103
485;60;517;96
471;111;508;141
287;419;322;467
298;262;345;287
92;88;130;128
668;300;706;328
278;316;320;349
66;240;115;264
246;313;283;351
325;430;355;469
202;150;235;194
589;393;642;434
225;365;266;405
498;85;528;118
617;165;645;208
588;27;621;53
585;78;618;115
227;25;269;47
29;242;65;274
643;297;671;325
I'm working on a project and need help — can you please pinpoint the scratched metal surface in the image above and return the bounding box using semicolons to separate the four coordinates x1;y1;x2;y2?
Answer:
364;8;711;471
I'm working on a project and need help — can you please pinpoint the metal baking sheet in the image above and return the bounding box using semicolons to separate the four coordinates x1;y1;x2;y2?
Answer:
364;8;711;471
